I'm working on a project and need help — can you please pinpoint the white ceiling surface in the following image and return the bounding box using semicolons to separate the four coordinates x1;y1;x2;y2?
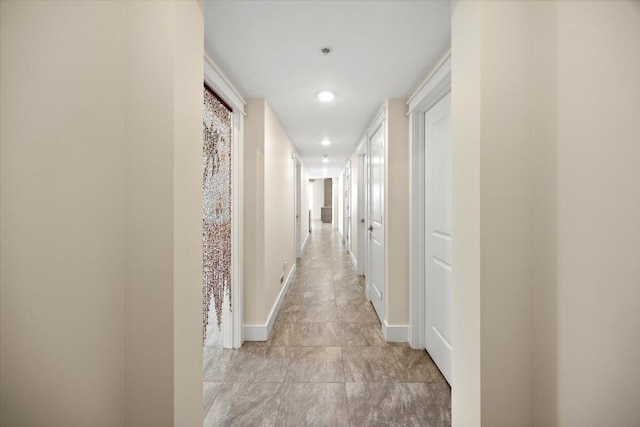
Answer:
205;1;451;178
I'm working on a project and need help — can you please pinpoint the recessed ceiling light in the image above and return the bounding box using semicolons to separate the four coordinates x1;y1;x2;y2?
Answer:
321;139;332;146
317;91;335;102
322;158;329;163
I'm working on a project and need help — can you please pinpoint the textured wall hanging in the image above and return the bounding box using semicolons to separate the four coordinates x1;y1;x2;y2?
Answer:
202;85;232;343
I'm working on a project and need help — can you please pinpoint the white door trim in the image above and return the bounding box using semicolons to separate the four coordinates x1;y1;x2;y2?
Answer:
365;107;386;321
294;158;302;258
356;138;367;276
408;53;451;350
204;54;245;349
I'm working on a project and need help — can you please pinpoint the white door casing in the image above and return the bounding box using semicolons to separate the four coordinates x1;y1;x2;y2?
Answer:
368;122;385;323
356;143;366;276
294;159;301;258
424;91;452;384
204;54;246;349
408;52;450;359
343;161;351;251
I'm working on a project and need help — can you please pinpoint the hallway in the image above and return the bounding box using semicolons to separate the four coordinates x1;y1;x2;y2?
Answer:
203;221;451;426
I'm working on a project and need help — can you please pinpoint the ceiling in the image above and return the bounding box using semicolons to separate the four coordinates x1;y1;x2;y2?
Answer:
204;1;451;178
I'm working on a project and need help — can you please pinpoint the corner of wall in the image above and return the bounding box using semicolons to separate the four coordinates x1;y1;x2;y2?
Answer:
384;99;410;327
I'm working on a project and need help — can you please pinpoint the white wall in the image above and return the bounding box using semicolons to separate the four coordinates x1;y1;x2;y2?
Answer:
452;1;640;426
0;1;204;426
311;178;324;220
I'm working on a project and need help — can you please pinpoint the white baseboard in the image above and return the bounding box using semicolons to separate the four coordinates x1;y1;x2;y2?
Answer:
382;321;409;343
242;325;267;341
242;264;296;342
349;251;357;271
301;232;310;252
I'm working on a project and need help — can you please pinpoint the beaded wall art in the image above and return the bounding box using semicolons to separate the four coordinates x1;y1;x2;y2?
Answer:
202;85;232;343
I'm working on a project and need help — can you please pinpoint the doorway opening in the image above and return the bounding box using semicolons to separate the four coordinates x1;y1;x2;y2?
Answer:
202;85;232;351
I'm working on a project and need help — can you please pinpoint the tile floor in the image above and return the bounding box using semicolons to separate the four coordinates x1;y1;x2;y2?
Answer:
203;221;451;426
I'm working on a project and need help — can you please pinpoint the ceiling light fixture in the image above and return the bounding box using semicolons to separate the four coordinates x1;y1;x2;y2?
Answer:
321;139;331;146
317;91;335;102
322;155;329;163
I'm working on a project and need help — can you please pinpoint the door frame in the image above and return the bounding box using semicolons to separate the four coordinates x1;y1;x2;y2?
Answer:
294;158;302;258
364;107;385;311
408;52;451;349
343;162;350;249
205;54;245;349
356;139;367;276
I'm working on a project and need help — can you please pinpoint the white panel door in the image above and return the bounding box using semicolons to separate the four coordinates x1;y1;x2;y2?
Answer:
368;125;384;322
424;91;452;384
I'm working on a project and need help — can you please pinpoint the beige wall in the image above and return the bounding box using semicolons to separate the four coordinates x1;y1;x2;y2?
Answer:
384;99;410;326
1;2;126;425
263;101;297;321
533;2;640;425
243;99;267;324
0;1;203;425
243;99;305;327
172;1;204;425
452;1;640;426
451;1;482;425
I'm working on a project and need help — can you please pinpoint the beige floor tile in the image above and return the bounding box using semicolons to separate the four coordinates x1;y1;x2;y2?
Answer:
340;322;386;346
346;382;451;427
276;383;349;427
204;382;282;427
335;285;368;306
342;346;406;382
204;346;291;382
204;222;450;425
276;303;338;323
336;302;379;323
203;382;224;418
270;321;343;347
392;346;449;383
285;347;345;382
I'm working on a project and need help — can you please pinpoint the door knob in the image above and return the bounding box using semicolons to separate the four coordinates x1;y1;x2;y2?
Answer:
368;225;373;232
360;218;365;223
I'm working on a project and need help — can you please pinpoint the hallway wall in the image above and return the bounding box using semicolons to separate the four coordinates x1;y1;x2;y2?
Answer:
530;2;640;425
452;1;640;426
243;99;307;327
311;178;324;220
0;1;204;426
384;100;410;328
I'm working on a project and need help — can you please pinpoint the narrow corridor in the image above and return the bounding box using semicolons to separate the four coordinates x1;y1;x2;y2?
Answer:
203;222;451;426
